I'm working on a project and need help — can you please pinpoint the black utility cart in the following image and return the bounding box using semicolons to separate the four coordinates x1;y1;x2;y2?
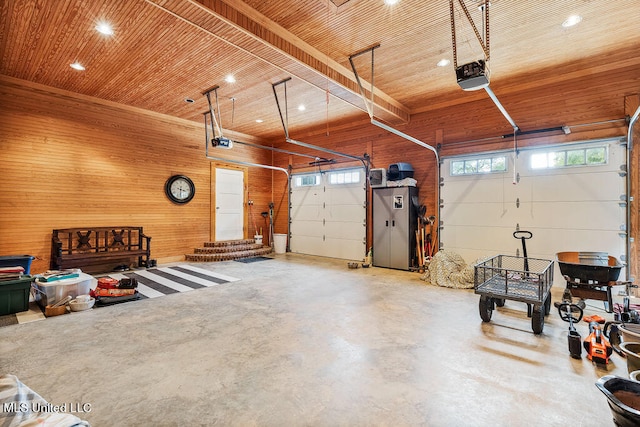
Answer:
474;255;555;334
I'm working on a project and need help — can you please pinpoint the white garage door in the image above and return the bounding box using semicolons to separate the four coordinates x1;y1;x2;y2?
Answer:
441;138;627;285
290;168;366;261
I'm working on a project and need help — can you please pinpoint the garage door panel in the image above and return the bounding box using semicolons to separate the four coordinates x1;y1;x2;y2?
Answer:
331;239;366;260
291;235;324;255
291;191;321;206
443;176;513;204
328;186;365;203
522;201;625;230
291;205;323;221
290;220;324;237
442;202;518;226
441;225;517;255
529;172;624;202
325;205;365;222
325;222;366;239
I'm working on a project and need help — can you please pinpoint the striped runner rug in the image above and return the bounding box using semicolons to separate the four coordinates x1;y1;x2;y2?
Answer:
108;264;240;300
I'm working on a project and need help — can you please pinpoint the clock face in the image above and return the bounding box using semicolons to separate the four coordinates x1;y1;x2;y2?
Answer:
165;175;195;204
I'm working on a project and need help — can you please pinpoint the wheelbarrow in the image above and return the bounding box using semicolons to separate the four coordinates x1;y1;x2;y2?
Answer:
556;252;625;313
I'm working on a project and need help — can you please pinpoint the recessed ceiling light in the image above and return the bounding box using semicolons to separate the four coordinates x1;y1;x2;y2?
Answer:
437;58;450;67
70;62;85;71
384;0;399;5
95;21;114;36
255;119;263;123
298;105;306;111
225;74;236;83
562;15;582;28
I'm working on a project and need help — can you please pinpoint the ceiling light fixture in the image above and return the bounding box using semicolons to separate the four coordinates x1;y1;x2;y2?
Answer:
298;105;306;111
255;119;264;123
95;21;114;36
562;15;582;28
70;62;85;71
224;74;236;83
437;58;450;67
384;0;399;5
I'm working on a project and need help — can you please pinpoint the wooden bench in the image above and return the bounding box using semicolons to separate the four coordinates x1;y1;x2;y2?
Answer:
51;226;151;273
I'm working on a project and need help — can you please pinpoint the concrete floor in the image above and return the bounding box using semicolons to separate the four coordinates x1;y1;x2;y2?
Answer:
0;253;629;426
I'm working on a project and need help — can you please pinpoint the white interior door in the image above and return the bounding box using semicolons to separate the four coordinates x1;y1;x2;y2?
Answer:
440;138;627;285
290;168;366;260
215;168;244;241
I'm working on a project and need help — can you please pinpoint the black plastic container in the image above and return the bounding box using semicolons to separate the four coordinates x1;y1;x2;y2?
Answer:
387;162;414;181
595;375;640;427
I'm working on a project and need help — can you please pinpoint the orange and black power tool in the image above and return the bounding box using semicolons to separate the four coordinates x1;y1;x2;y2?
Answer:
583;316;613;365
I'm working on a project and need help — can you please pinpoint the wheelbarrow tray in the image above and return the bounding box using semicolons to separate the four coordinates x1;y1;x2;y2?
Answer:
556;251;622;283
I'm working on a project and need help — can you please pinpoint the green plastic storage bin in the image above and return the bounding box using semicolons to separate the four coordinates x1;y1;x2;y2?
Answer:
0;275;33;315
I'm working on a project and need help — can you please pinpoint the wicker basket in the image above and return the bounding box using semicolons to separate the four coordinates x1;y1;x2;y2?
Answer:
44;305;67;317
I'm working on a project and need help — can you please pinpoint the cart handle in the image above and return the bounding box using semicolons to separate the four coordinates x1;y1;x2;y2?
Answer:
513;231;533;239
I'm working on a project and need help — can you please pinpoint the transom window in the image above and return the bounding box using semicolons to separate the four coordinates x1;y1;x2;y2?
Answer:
328;170;360;184
294;174;320;187
530;146;607;169
450;156;507;176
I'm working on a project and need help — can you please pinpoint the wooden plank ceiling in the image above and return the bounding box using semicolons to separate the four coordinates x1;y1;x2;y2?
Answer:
1;0;638;140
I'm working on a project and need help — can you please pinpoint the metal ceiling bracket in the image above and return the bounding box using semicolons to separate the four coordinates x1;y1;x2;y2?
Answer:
348;44;380;119
202;85;223;139
272;77;292;139
271;77;369;166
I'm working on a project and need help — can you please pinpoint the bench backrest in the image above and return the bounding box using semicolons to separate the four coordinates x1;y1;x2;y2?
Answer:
52;227;147;255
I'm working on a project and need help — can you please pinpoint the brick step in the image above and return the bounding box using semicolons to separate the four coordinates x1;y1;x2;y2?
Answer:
194;243;264;254
185;246;273;262
204;239;256;248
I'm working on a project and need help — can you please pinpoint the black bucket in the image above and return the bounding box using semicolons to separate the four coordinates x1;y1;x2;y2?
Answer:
595;375;640;427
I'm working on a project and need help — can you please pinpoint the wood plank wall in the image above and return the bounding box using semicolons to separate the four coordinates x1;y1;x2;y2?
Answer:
0;76;271;273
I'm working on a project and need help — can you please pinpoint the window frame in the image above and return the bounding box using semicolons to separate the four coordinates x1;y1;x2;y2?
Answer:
529;145;608;170
450;155;508;177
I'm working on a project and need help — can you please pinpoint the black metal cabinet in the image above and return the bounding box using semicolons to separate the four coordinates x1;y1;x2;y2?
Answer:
372;186;418;270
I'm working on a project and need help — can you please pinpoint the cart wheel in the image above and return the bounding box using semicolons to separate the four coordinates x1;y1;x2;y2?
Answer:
532;305;545;335
479;296;493;322
544;295;551;316
495;298;505;307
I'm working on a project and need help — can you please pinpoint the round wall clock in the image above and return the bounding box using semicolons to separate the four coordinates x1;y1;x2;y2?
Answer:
165;175;195;204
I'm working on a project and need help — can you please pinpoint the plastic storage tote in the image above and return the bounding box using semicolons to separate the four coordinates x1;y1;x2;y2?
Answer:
0;275;33;315
32;272;96;307
0;255;34;274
